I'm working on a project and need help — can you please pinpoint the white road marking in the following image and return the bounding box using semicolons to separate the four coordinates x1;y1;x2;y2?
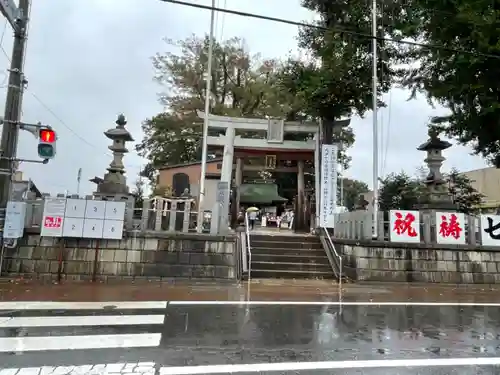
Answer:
158;357;500;374
0;363;157;375
0;301;167;310
168;300;500;306
0;333;161;352
0;314;165;328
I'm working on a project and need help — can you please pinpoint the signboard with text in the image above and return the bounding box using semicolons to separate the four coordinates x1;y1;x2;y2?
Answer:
481;214;500;246
389;210;421;243
3;201;26;239
436;212;465;245
40;198;67;237
41;198;126;239
319;144;338;228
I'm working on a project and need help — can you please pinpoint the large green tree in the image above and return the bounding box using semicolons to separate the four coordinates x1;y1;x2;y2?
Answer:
136;35;301;182
378;170;483;213
278;0;405;166
338;177;370;211
393;0;500;165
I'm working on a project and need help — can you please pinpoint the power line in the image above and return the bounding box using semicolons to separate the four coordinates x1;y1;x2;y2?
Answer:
161;0;500;60
28;92;144;169
28;92;105;151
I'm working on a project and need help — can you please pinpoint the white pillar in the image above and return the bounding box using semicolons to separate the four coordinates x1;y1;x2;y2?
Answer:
210;126;235;234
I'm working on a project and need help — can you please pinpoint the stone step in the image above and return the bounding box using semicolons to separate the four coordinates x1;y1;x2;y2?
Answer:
252;253;330;264
251;240;323;250
250;247;326;257
250;234;320;244
249;268;334;279
251;260;332;272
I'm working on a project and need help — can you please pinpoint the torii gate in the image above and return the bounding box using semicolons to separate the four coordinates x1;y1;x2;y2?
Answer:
197;111;321;234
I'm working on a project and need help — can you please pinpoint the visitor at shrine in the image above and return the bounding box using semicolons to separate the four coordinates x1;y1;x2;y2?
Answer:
248;210;257;229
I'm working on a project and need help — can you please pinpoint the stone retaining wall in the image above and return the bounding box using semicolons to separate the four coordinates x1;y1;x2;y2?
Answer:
335;239;500;283
1;232;237;281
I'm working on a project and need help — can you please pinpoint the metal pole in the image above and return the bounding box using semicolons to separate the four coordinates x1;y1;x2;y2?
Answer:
0;0;29;233
371;0;379;238
196;0;216;232
76;168;82;196
339;143;344;208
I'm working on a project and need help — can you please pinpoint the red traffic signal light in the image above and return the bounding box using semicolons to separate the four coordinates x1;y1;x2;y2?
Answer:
39;129;55;143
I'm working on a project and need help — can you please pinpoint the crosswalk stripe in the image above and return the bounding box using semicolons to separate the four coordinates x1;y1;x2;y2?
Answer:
0;301;168;310
0;333;162;352
0;314;165;327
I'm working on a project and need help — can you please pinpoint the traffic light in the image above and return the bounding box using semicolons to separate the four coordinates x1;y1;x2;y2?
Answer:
37;128;56;159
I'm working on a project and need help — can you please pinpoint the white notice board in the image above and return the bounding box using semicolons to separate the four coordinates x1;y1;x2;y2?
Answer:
83;218;104;238
104;201;126;221
62;217;84;237
103;219;124;240
64;199;87;218
85;200;106;219
319;144;338;228
41;198;67;237
40;198;126;239
3;201;26;239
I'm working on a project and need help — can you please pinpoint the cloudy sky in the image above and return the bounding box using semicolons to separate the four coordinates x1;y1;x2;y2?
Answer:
0;0;488;195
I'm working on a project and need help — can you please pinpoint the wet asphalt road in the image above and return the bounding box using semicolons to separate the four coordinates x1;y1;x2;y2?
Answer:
1;301;500;374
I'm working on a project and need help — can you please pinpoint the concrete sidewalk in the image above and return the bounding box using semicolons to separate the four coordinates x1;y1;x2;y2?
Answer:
1;278;500;303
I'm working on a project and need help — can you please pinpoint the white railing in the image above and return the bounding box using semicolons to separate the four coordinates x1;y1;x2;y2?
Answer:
141;197;197;232
244;211;252;283
323;227;342;296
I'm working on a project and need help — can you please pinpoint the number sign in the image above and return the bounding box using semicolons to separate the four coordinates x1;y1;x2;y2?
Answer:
85;200;106;219
83;218;104;238
64;199;86;218
62;217;84;237
103;219;124;240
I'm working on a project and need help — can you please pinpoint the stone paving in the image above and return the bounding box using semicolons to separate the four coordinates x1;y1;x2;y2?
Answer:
2;278;500;303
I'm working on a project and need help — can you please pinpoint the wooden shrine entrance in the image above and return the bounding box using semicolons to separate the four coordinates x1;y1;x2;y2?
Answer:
199;111;320;234
231;149;315;232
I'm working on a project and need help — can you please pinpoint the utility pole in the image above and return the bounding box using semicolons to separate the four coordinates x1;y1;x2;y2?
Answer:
196;0;216;232
0;0;30;230
371;0;379;238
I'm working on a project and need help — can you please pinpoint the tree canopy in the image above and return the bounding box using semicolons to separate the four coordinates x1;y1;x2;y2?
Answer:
378;169;483;214
338;177;370;212
393;0;500;166
298;0;500;165
136;35;301;182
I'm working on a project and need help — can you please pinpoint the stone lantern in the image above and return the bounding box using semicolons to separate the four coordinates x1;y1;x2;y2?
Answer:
416;128;456;210
91;115;136;230
96;114;134;196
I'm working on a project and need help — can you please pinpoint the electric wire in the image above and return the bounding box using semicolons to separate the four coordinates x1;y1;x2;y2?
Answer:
219;0;227;42
0;31;143;171
160;0;500;60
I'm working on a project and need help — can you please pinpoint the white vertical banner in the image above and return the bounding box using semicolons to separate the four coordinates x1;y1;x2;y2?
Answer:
320;144;338;228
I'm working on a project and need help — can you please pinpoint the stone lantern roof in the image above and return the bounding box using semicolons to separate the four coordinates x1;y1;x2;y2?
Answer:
417;128;451;151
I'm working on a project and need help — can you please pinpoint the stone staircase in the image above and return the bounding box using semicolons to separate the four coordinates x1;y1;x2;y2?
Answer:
249;233;335;279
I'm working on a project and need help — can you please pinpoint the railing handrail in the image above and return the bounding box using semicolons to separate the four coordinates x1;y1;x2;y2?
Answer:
322;227;342;289
244;212;252;282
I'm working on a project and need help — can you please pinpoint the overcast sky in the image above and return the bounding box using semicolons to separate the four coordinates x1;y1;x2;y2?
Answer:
0;0;488;195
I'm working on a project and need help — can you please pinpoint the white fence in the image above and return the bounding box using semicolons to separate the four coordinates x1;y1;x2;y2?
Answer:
334;210;483;246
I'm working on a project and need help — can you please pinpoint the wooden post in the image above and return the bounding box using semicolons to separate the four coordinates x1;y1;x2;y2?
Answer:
57;238;66;283
296;160;305;232
92;240;100;282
